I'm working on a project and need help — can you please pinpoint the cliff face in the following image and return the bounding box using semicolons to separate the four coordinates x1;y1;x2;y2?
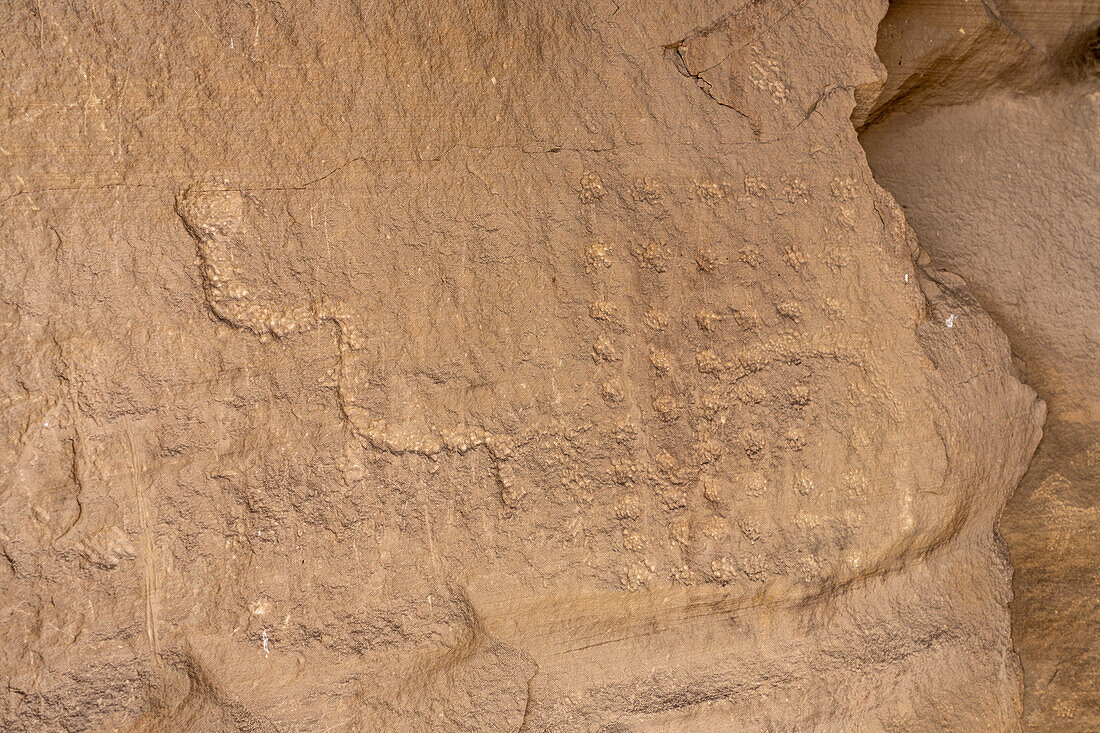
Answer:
857;0;1100;126
0;1;1042;730
860;3;1100;727
864;74;1100;733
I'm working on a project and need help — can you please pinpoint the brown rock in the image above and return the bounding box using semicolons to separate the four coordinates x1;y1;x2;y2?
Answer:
863;77;1100;731
0;0;1043;729
858;0;1100;125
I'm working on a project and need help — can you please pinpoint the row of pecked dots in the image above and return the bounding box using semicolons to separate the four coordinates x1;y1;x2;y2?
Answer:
577;171;626;407
578;172;662;589
578;170;694;420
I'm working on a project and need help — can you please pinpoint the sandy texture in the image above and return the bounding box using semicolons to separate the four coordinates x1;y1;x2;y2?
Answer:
1;1;1042;730
863;84;1100;731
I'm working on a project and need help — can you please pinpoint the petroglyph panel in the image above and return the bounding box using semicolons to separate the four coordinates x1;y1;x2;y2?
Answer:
176;152;963;603
1;0;1043;729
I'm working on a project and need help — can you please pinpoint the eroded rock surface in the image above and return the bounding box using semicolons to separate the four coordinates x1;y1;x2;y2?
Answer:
863;83;1100;732
858;0;1100;125
1;1;1042;729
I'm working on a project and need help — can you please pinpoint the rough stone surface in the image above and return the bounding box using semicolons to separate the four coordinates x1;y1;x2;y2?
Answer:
859;0;1100;125
1;1;1043;730
863;83;1100;731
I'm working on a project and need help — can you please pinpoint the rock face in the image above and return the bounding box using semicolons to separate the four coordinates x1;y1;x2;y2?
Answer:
863;84;1100;731
0;1;1042;730
858;0;1100;125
